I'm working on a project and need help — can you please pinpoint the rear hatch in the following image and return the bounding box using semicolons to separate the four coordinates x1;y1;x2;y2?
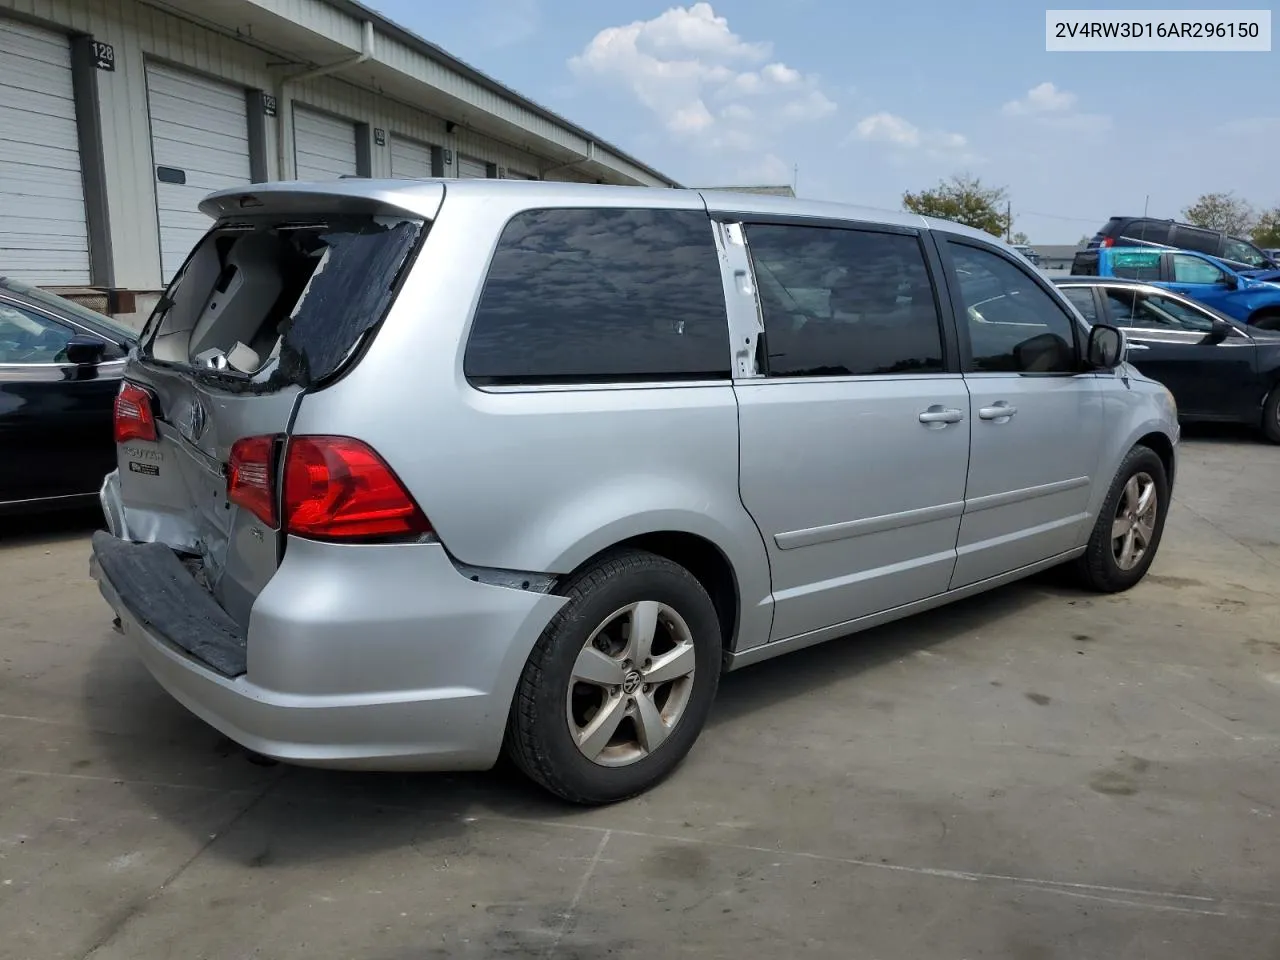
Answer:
111;186;436;627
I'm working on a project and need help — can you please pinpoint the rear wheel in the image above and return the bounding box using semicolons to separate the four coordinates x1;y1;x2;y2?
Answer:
1263;387;1280;444
1250;309;1280;331
1077;445;1169;593
505;549;722;804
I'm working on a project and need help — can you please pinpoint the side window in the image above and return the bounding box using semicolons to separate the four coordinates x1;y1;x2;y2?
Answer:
0;303;73;364
1105;290;1214;331
464;208;729;384
1110;250;1162;281
1172;227;1219;255
743;224;945;378
1103;291;1137;327
1172;254;1227;285
1118;220;1170;245
946;241;1078;374
1060;287;1099;324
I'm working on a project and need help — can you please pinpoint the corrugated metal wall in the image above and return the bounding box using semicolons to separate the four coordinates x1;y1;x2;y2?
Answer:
0;0;608;291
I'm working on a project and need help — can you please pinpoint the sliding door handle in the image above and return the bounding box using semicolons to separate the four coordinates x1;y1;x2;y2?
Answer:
919;406;964;425
978;402;1017;421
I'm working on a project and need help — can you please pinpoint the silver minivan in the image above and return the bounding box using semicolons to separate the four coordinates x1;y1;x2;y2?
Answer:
91;180;1179;804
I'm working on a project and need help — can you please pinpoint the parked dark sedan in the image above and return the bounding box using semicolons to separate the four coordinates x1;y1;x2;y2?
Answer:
1054;276;1280;443
1;277;137;514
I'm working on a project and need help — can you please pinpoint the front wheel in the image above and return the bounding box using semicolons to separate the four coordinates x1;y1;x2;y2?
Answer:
1262;386;1280;444
505;549;722;804
1077;445;1169;593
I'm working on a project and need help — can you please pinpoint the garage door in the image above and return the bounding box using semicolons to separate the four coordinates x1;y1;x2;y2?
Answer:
0;18;90;285
390;135;434;179
457;155;488;179
145;63;251;284
294;106;357;180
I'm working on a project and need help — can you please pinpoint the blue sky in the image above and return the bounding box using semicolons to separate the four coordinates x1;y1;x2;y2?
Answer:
367;0;1277;242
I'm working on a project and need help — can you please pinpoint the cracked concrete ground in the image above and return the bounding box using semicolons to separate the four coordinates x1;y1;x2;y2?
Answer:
1;426;1278;959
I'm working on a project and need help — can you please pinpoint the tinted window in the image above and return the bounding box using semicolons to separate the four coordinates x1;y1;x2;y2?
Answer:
1173;226;1219;255
0;302;72;363
1172;254;1227;285
464;208;729;384
947;242;1078;373
1104;290;1215;332
1115;219;1171;245
744;224;944;377
1220;235;1269;268
1060;286;1099;323
1110;250;1162;281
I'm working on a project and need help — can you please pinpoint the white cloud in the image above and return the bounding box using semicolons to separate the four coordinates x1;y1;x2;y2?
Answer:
1002;82;1111;134
852;112;971;159
855;112;923;147
1002;82;1076;116
569;3;835;157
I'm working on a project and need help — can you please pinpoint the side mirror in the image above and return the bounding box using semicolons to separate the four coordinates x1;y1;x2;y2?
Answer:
1086;324;1124;369
1204;318;1233;345
1223;274;1239;290
65;334;107;365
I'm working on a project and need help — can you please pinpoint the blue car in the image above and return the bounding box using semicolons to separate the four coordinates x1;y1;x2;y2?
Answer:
1071;246;1280;329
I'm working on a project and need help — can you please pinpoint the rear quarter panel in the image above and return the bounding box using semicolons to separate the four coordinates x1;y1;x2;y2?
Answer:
289;186;774;650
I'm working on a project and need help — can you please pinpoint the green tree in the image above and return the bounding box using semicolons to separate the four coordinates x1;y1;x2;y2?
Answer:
1251;207;1280;248
1011;231;1030;245
902;174;1010;238
1182;191;1255;236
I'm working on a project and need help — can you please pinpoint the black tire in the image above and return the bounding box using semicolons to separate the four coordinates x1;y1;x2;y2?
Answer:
1076;445;1169;593
1251;310;1280;332
504;549;722;805
1263;386;1280;444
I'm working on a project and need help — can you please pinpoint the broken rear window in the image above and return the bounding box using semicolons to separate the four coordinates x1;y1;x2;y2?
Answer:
141;213;424;390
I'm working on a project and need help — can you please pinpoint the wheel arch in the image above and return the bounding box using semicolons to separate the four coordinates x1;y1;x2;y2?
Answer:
1247;306;1280;329
557;529;747;658
1135;430;1176;491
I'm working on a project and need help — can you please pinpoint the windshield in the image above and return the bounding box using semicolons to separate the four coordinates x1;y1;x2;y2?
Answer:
0;276;136;342
1220;235;1271;269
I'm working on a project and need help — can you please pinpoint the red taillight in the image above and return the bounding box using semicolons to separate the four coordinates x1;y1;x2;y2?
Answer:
283;436;431;542
1101;237;1114;247
228;435;279;528
114;382;157;443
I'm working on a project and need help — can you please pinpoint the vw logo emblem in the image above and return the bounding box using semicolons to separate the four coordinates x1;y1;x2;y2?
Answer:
182;398;207;443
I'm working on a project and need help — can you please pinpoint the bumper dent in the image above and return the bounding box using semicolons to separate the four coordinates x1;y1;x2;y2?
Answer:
89;533;567;771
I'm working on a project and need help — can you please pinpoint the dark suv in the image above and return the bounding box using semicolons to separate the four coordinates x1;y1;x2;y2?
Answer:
1085;217;1277;271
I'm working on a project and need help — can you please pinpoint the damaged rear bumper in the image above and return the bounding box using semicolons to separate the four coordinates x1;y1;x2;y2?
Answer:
90;487;568;771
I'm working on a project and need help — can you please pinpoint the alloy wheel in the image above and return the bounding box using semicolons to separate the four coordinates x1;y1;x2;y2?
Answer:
1112;471;1158;571
565;601;697;767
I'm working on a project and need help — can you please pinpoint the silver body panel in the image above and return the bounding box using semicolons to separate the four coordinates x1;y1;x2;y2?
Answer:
91;179;1180;771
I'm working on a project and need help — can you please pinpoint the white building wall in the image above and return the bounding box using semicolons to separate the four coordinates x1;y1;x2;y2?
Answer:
0;0;653;296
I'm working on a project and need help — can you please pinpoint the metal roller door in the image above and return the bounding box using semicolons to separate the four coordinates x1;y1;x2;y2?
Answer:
0;18;90;285
457;155;488;179
293;106;358;180
390;136;434;179
145;63;251;284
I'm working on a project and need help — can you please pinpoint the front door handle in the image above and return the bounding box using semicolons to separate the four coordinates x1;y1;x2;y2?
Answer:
978;402;1017;421
919;406;964;425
